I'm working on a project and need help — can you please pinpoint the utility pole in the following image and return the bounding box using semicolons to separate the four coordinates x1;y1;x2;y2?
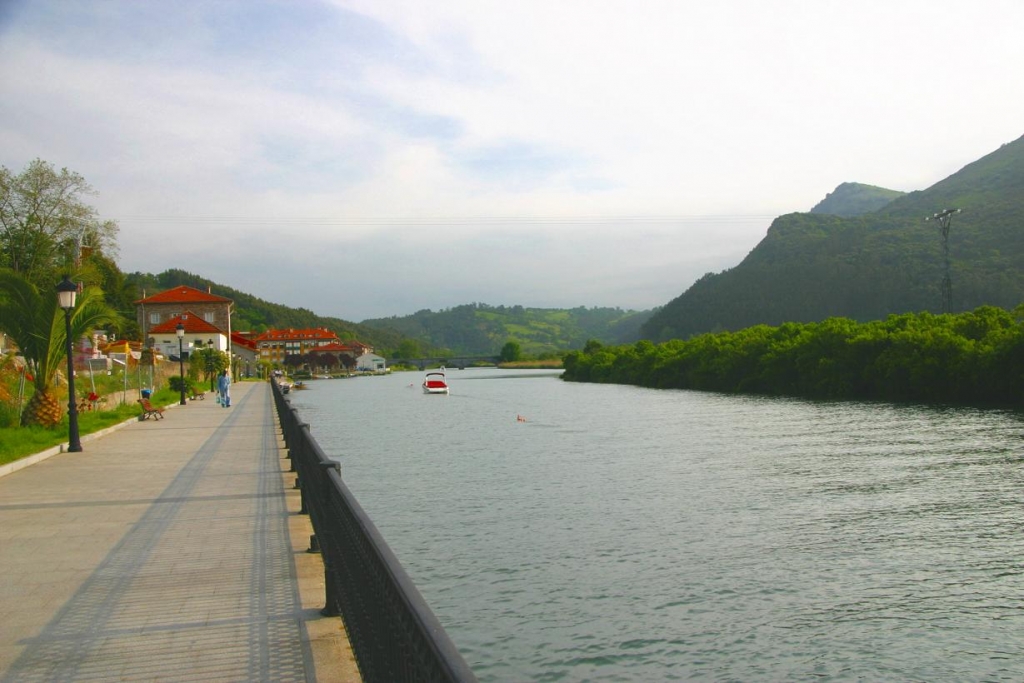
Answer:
926;208;961;314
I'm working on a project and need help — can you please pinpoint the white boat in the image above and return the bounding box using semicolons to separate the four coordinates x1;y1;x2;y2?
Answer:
422;370;449;394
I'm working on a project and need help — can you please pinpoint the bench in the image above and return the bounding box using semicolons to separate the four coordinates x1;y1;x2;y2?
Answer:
137;398;165;420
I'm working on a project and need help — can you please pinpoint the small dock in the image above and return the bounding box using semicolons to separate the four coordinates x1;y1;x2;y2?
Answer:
0;382;359;681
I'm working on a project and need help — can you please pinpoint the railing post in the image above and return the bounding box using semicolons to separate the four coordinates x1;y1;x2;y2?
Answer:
297;423;311;515
319;460;342;617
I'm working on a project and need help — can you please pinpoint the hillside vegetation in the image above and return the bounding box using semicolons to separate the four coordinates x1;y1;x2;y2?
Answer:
567;305;1024;407
810;182;905;217
642;134;1024;341
362;303;652;357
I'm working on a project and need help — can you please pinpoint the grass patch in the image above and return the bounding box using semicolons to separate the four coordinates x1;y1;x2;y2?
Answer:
0;389;178;466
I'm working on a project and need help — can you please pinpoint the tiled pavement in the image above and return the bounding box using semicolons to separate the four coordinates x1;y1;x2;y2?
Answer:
0;382;359;682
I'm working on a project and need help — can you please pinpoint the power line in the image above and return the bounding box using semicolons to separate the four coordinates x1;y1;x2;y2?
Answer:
113;214;777;226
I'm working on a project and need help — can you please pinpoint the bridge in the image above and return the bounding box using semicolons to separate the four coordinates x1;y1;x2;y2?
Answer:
389;356;500;370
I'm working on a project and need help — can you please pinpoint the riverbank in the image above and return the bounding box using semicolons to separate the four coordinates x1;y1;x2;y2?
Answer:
562;306;1024;407
497;359;563;369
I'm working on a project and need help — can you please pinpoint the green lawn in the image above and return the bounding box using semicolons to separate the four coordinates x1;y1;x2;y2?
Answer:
0;390;177;466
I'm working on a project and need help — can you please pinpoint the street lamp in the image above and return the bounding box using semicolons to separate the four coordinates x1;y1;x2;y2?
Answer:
57;276;82;452
176;322;187;405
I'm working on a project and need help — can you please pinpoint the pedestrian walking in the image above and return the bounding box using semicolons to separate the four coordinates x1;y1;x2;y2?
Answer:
217;369;231;407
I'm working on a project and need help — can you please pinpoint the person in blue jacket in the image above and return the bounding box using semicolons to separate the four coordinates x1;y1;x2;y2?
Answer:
217;369;231;407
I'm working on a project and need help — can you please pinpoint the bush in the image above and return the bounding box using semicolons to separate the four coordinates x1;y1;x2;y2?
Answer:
168;375;198;395
0;400;20;429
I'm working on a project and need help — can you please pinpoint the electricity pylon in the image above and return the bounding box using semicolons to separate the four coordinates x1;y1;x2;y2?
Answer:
926;208;961;314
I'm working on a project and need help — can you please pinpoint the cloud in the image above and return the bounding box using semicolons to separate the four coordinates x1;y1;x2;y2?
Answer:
1;0;1023;321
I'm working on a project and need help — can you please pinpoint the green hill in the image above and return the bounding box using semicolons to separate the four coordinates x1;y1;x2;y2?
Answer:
642;134;1024;341
123;270;647;357
810;182;904;217
362;304;652;357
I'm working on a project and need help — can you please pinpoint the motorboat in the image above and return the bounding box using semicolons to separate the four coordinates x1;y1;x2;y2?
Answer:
422;370;449;395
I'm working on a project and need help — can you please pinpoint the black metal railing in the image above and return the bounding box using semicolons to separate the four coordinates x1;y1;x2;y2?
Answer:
271;379;477;683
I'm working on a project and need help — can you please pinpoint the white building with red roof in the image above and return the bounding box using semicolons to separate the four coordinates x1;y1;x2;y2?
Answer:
136;285;234;352
149;312;226;360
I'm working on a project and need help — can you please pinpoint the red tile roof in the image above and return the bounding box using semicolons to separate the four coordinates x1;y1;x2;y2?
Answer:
317;343;361;353
231;332;257;350
135;285;232;305
252;328;339;343
150;311;225;335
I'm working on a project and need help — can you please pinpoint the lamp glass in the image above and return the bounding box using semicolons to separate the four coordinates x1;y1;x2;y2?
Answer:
57;276;77;310
176;323;185;339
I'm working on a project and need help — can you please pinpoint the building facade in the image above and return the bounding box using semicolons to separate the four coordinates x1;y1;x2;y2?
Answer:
135;286;233;350
149;312;225;360
356;352;387;373
253;327;342;365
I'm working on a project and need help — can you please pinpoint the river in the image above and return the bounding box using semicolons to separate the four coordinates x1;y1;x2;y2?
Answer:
287;368;1024;681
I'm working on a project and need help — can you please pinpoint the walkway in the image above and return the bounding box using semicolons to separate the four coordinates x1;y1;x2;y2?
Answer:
0;382;360;682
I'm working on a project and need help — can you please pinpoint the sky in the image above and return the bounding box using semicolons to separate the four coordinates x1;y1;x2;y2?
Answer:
1;1;1022;322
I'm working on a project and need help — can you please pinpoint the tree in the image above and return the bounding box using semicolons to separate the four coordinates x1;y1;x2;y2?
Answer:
396;338;421;359
307;351;323;373
321;353;340;372
189;347;227;390
0;160;119;290
500;340;522;362
283;354;304;372
0;269;119;426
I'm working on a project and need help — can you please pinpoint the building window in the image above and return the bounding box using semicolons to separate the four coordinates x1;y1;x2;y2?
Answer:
204;312;215;323
150;313;160;324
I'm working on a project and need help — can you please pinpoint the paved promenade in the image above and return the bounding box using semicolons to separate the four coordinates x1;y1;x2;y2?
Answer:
0;382;360;682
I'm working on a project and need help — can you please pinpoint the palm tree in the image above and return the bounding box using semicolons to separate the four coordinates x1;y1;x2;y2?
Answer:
0;269;118;427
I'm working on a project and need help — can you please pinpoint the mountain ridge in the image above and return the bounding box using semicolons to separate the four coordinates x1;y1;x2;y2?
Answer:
810;182;904;216
641;133;1024;341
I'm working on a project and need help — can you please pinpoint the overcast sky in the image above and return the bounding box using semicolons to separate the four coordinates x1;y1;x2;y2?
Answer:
2;1;1022;321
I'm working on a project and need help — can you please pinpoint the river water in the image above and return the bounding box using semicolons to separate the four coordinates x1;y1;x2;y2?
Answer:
287;368;1024;681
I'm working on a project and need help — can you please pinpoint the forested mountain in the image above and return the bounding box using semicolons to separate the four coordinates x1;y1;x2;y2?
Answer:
362;304;652;357
642;134;1024;341
810;182;904;217
126;269;407;351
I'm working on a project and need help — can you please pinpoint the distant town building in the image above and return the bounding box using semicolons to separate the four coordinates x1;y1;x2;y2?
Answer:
252;327;342;365
231;331;259;373
356;352;387;373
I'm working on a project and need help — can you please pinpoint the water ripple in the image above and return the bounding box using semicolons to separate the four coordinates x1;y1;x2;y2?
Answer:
290;370;1024;681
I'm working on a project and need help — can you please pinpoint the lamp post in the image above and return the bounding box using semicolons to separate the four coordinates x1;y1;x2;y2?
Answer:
57;276;82;452
176;323;187;405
